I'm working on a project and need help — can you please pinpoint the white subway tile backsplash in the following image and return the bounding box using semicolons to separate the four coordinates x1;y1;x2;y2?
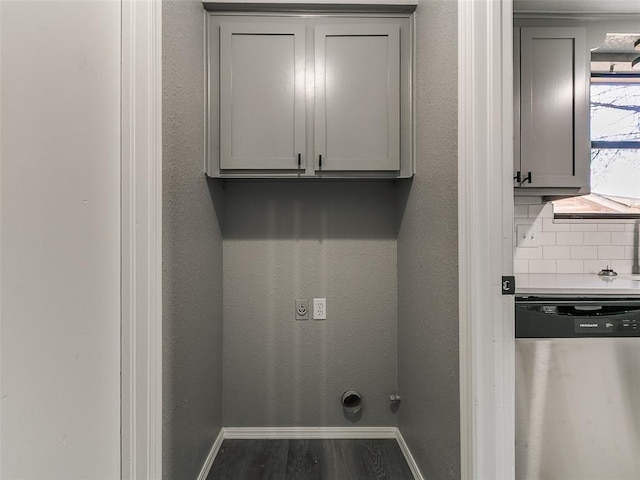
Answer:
556;232;583;246
540;232;556;246
584;260;609;274
611;232;635;246
597;224;625;232
598;246;625;260
570;223;598;232
584;232;610;245
514;197;543;205
571;246;598;260
514;202;639;269
529;260;557;273
539;204;554;218
515;247;543;260
514;259;529;274
556;260;584;274
543;218;571;232
543;246;571;259
514;218;534;228
610;260;633;274
528;204;545;218
514;205;529;218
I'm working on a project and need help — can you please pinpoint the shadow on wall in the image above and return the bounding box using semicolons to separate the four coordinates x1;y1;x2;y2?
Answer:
211;179;414;240
394;177;413;235
206;176;226;234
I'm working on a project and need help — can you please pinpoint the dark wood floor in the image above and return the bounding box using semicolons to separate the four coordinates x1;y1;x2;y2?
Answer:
207;439;414;480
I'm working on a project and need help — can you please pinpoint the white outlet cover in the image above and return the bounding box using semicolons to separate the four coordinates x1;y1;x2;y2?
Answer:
517;224;540;248
313;298;326;320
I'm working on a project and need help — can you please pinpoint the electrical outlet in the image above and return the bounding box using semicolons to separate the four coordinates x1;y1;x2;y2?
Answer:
517;224;540;248
313;298;326;320
295;299;309;320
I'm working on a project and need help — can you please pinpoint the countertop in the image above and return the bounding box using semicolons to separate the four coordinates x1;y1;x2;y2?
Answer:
516;273;640;296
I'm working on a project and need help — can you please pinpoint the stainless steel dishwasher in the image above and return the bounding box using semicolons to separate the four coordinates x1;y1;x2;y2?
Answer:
515;297;640;480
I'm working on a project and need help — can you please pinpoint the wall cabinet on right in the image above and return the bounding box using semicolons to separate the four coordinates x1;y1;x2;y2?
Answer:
514;27;590;197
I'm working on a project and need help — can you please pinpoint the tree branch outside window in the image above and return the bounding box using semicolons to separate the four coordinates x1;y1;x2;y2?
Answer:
554;78;640;218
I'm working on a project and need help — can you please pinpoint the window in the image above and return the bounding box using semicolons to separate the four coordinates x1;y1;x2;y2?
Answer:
553;76;640;218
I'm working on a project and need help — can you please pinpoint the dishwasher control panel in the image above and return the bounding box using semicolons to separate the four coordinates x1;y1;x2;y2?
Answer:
575;318;640;334
516;298;640;338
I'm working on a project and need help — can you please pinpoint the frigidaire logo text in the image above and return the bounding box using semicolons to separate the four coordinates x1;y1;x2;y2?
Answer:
579;323;599;328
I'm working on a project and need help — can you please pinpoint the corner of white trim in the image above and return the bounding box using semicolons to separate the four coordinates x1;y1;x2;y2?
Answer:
196;429;225;480
394;429;424;480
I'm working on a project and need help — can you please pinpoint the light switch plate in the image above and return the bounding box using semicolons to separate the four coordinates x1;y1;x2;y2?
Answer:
517;224;540;247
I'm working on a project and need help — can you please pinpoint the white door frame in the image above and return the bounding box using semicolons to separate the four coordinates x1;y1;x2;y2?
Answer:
121;0;163;478
119;0;516;478
458;0;515;479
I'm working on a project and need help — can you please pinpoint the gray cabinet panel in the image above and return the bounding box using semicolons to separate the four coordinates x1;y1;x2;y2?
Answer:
515;27;590;193
207;14;413;178
314;25;400;171
220;23;305;170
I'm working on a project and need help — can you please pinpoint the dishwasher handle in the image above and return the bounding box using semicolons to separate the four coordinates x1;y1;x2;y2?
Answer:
516;299;640;316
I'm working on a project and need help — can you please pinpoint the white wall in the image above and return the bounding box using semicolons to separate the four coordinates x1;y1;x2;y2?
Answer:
1;1;121;478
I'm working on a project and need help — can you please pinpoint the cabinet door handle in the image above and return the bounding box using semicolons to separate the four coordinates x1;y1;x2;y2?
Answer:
318;154;323;169
297;153;302;168
514;171;521;184
522;171;532;184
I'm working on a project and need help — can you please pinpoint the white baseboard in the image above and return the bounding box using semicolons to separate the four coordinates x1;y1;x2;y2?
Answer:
195;426;423;480
196;428;224;480
222;426;398;439
395;429;424;480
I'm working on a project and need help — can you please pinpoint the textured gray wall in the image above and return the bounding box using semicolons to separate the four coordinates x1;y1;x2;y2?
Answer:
161;1;458;474
163;2;224;479
397;1;460;478
223;182;398;426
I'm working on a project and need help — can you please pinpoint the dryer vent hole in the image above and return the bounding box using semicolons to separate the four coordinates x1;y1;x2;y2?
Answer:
341;390;362;414
343;394;360;408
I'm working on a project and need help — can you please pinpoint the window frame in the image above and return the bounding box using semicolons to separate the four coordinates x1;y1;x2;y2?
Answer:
554;73;640;220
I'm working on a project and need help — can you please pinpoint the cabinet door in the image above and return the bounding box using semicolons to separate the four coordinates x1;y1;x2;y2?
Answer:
314;24;400;171
219;23;306;170
519;27;589;189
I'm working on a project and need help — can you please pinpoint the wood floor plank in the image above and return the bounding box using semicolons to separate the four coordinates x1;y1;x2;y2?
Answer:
245;439;289;480
363;439;414;479
317;439;342;479
208;438;414;480
207;439;253;479
334;439;370;478
286;439;321;480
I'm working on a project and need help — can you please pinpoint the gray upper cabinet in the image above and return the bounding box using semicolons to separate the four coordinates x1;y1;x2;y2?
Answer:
219;23;306;170
314;24;400;172
514;27;590;196
206;12;414;178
